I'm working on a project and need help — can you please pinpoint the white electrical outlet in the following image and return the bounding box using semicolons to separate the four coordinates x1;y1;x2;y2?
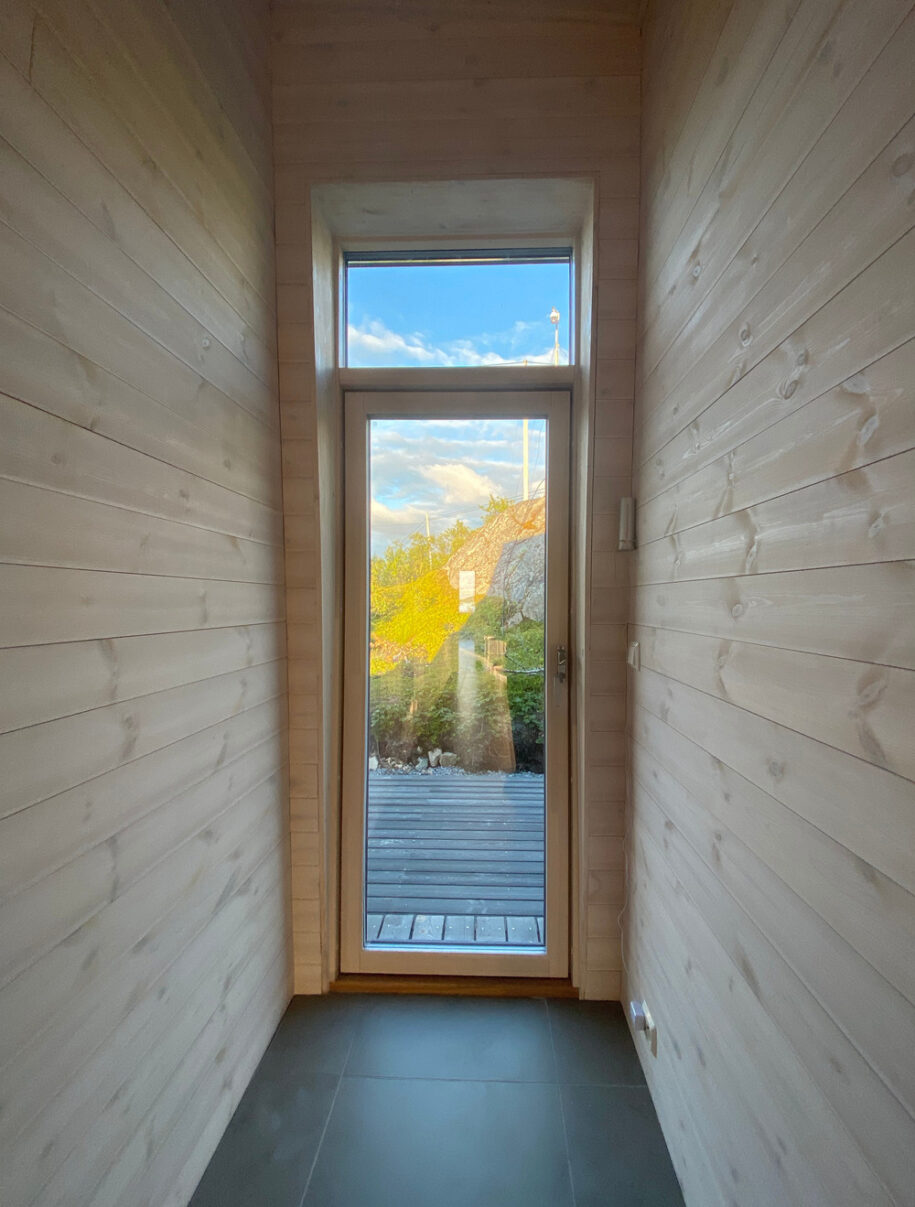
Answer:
629;1000;649;1031
627;641;640;671
630;999;657;1055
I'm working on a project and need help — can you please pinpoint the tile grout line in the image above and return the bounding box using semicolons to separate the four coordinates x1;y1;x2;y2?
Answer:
546;999;579;1207
296;1024;360;1207
326;1071;640;1087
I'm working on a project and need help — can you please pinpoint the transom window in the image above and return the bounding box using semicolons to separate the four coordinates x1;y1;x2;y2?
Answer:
343;248;573;369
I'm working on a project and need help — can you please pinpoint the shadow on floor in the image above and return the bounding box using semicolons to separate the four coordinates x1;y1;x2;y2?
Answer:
190;994;685;1207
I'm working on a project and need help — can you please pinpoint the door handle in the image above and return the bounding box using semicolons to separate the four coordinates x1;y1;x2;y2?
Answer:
556;644;568;684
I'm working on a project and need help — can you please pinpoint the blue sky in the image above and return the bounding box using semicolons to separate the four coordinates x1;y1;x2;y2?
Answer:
347;260;571;368
370;417;547;554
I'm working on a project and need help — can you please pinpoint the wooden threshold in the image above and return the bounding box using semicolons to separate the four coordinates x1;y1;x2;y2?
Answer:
329;974;579;998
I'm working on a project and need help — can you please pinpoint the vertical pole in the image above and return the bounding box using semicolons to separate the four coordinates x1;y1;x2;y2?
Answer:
522;417;530;501
425;512;432;568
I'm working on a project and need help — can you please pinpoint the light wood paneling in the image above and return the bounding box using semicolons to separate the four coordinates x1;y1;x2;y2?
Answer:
272;0;640;998
628;795;915;1203
640;1;913;380
636;338;915;546
628;4;915;1206
635;450;915;585
633;625;915;779
0;3;288;1206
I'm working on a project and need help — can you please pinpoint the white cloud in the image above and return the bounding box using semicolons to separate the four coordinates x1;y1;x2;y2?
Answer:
348;320;446;365
370;499;428;528
418;461;499;505
348;317;567;369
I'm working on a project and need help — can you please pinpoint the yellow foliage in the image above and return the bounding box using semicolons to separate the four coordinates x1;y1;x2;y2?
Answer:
370;567;468;675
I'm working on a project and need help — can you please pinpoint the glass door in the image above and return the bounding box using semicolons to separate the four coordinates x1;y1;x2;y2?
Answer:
340;391;569;976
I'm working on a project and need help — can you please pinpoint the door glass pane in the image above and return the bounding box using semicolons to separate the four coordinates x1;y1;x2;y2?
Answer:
365;416;547;950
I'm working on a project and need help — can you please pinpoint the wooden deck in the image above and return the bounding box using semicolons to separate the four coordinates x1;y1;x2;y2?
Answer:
365;772;545;946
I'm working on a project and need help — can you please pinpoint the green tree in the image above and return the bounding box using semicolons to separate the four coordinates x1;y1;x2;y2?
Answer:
504;620;545;771
480;492;513;520
370;518;473;591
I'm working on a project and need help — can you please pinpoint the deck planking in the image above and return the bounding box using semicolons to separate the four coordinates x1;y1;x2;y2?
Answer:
365;773;546;941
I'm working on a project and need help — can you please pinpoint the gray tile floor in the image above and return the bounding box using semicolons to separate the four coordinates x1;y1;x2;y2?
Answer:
190;994;685;1207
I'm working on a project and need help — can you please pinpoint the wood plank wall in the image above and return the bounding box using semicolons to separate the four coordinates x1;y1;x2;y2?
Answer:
0;1;290;1203
272;0;641;998
627;1;915;1203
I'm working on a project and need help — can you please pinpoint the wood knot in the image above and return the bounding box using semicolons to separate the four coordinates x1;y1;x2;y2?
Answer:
856;668;887;709
738;323;751;347
738;949;761;999
868;511;887;539
858;413;879;445
892;152;913;178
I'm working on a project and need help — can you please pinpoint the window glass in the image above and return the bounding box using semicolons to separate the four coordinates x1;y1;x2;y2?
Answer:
345;251;572;368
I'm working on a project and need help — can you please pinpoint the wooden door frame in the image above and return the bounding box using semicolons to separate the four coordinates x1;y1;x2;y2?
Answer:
339;387;571;977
